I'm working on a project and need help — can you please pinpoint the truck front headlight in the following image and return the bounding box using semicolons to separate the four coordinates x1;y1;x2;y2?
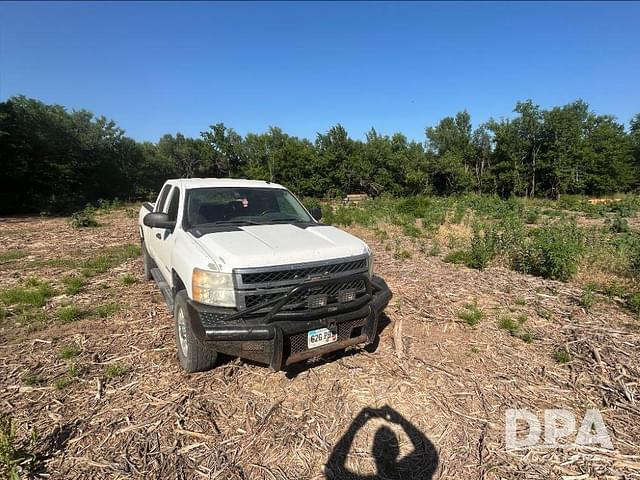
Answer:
192;268;236;307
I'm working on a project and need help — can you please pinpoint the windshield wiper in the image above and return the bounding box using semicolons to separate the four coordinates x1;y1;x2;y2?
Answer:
194;220;263;227
268;217;305;223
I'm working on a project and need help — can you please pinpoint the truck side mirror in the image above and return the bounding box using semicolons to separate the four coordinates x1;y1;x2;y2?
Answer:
310;206;322;221
144;212;176;230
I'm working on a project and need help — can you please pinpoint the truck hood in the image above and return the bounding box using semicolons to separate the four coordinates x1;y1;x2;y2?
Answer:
192;224;370;271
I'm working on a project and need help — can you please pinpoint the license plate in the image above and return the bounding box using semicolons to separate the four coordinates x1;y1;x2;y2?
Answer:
307;326;337;349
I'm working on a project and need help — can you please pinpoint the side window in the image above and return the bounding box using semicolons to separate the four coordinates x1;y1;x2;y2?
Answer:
166;188;181;221
155;184;172;212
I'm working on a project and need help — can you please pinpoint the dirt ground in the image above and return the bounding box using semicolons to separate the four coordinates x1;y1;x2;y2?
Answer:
1;210;639;479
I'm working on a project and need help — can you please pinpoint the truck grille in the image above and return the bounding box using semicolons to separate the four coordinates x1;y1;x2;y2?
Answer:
234;255;369;312
239;258;367;286
243;279;366;310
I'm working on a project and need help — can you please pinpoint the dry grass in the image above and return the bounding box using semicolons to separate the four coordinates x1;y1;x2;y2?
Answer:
0;209;638;479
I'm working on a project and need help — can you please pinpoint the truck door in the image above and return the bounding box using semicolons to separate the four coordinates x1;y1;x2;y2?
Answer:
150;186;180;281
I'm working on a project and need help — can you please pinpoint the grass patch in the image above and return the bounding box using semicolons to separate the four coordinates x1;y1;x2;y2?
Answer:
444;250;471;265
105;363;129;379
498;315;519;335
0;413;39;479
120;274;137;286
55;305;85;324
498;313;534;342
81;243;140;277
62;275;85;295
554;348;572;364
519;331;534;343
0;278;54;308
59;344;81;360
457;303;484;326
21;372;46;386
515;296;526;306
54;376;71;390
95;302;122;318
393;249;411;260
0;249;28;264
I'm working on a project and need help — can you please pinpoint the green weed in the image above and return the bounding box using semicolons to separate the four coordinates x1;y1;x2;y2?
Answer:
0;250;28;264
120;274;137;286
0;278;54;307
554;348;572;364
95;303;122;318
0;413;39;479
59;345;81;360
457;303;484;326
70;205;98;228
62;275;85;295
81;244;140;277
105;364;129;379
55;305;84;324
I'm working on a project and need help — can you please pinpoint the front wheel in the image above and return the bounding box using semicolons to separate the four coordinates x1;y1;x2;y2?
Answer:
174;291;218;373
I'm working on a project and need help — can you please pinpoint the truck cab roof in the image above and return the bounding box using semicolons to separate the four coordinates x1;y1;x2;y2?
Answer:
165;178;286;190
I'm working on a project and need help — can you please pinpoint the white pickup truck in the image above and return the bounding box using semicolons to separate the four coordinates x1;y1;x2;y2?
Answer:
138;178;391;372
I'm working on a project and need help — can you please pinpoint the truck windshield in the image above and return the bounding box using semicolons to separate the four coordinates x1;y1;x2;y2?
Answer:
184;187;313;227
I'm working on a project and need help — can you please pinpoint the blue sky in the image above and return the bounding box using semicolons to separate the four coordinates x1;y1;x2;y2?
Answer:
1;1;638;142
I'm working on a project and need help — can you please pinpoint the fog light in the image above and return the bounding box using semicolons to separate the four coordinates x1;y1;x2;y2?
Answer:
339;289;357;303
308;294;328;308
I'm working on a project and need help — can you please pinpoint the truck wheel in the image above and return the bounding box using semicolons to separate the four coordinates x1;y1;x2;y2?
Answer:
174;291;218;373
141;240;155;281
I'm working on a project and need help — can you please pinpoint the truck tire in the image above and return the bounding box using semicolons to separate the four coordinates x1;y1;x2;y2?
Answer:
174;291;218;373
141;240;155;281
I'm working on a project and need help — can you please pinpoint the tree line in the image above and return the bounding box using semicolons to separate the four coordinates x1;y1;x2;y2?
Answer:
1;95;639;214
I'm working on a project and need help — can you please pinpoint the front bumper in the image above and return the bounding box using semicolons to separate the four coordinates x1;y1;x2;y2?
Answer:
185;275;392;370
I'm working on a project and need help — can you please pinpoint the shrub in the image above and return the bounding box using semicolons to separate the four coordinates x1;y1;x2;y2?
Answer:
627;291;640;315
511;223;584;281
580;284;597;310
525;209;540;225
605;214;630;233
70;205;98;228
466;226;496;270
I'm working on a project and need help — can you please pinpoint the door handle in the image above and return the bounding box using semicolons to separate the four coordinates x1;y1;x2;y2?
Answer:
155;233;161;239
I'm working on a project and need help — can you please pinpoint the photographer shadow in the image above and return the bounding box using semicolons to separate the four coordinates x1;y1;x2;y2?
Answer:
326;405;439;480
